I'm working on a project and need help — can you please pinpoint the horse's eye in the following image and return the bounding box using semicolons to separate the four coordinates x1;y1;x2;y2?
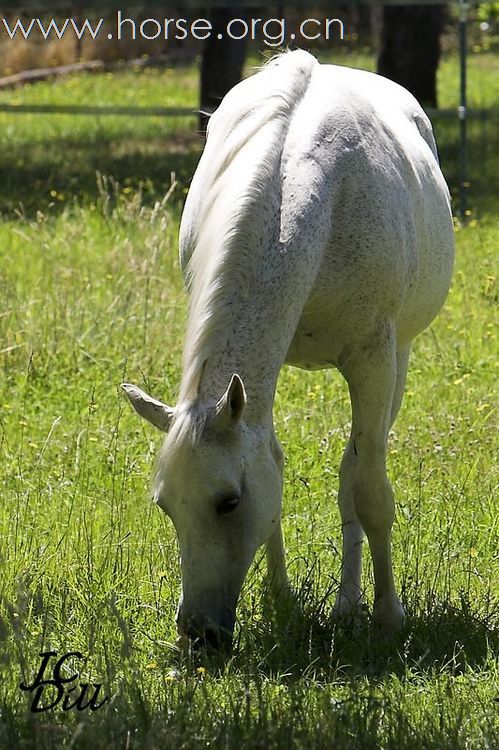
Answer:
216;495;240;515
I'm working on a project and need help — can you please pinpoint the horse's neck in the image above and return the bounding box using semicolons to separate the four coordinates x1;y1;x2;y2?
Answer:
178;112;328;422
180;202;302;424
182;288;291;426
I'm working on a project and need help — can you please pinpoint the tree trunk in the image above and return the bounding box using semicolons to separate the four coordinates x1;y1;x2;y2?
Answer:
377;4;446;108
199;9;248;133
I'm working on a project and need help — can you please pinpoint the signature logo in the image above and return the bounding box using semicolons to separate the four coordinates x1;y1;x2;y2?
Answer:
19;651;109;713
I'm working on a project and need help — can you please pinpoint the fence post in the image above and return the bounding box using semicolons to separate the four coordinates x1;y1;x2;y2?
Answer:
458;0;469;219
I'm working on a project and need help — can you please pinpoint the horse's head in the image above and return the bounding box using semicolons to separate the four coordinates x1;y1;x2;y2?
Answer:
122;374;283;650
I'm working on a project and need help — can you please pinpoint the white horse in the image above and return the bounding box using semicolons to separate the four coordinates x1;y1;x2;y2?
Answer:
123;50;454;649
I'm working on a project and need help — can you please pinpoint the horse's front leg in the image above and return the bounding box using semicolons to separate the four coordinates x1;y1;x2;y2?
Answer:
265;524;295;606
337;331;407;632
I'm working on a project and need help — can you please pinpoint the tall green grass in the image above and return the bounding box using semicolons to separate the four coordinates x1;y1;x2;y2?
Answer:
0;49;497;749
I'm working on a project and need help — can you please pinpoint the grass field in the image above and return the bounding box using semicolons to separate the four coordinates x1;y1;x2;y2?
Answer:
0;48;498;748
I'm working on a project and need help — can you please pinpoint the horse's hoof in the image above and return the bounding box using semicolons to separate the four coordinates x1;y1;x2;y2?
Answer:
372;596;405;634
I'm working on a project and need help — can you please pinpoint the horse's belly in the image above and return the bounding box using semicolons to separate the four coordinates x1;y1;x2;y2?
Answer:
286;302;371;370
286;246;453;371
286;324;343;370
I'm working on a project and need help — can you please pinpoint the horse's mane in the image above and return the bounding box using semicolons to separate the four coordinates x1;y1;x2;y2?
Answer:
178;50;317;402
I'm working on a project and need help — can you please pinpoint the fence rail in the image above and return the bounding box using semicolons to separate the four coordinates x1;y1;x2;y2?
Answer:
0;103;195;116
0;103;497;121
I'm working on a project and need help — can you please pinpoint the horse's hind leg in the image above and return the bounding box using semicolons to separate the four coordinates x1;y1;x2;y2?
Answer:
336;333;408;631
332;436;365;619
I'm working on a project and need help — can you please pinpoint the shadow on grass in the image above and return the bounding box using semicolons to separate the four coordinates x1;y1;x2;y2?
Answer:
0;127;203;219
222;582;498;683
0;577;496;750
434;117;499;217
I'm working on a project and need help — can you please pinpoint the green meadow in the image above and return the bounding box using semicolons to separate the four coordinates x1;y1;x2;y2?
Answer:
0;47;497;748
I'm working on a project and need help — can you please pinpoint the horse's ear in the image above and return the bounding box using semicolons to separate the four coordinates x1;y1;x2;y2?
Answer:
216;374;246;427
121;383;174;432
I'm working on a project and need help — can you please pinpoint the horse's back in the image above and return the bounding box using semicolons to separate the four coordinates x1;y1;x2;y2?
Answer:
280;61;454;364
